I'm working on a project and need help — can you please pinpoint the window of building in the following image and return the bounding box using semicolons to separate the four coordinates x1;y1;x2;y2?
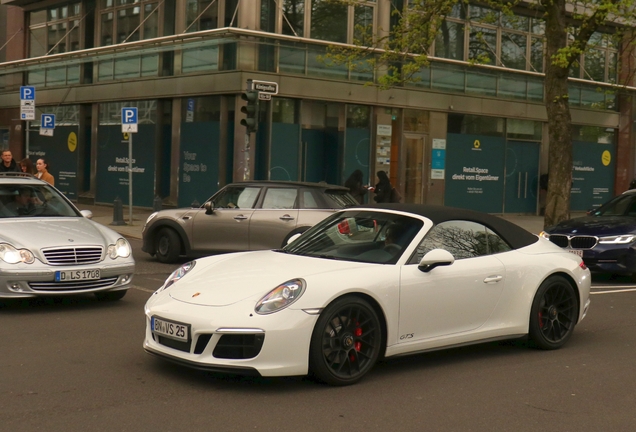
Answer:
100;0;160;44
259;0;375;45
28;3;82;57
186;0;219;32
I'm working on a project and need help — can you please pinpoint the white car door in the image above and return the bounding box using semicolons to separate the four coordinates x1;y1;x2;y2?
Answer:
398;255;505;341
398;220;510;342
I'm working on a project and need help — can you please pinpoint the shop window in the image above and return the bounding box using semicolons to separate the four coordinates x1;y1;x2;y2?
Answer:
507;119;541;140
403;110;429;133
273;99;298;124
448;114;504;137
346;105;370;128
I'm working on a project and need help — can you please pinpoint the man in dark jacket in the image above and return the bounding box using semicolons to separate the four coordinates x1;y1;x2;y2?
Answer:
0;150;21;173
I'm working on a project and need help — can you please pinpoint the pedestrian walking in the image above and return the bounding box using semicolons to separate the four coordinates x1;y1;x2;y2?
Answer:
373;170;401;203
20;158;36;175
344;169;368;204
0;150;21;173
36;158;55;186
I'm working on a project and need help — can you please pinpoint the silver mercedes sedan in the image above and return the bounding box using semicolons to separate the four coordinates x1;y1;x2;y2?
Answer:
0;173;135;300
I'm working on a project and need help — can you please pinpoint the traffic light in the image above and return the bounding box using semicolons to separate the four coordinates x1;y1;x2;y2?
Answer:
240;90;259;133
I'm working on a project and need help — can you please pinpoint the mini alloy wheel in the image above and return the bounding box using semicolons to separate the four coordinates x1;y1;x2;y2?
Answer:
309;297;382;386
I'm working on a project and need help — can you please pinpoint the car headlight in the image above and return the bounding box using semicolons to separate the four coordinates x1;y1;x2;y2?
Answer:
539;231;550;239
145;212;158;226
255;278;306;315
599;235;635;244
0;243;35;264
155;261;196;294
107;238;131;259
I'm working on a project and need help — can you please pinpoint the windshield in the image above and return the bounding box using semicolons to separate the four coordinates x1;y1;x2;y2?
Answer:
0;184;81;218
592;194;636;217
283;210;424;264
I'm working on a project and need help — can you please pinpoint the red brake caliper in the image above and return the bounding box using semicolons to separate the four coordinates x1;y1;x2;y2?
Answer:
350;325;363;362
538;311;544;328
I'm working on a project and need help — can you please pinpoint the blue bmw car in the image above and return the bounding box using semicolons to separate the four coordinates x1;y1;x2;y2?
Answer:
541;190;636;276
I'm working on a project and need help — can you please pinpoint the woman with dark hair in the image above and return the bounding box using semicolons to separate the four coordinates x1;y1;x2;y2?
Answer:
373;170;401;203
36;158;54;186
344;169;368;204
20;158;36;175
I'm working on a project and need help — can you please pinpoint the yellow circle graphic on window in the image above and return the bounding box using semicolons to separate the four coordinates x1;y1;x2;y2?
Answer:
601;150;611;166
68;132;77;152
473;140;481;148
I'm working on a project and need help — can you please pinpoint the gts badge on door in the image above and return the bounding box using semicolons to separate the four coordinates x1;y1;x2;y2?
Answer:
400;333;414;340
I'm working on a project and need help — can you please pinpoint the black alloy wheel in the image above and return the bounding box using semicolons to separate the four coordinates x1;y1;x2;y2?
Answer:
529;275;578;350
155;227;181;263
309;297;382;386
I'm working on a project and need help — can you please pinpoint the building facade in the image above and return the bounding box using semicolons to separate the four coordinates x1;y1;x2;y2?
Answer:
0;0;633;213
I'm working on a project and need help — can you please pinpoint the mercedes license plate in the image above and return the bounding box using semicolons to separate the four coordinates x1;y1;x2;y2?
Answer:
567;249;583;257
55;269;100;282
151;316;189;342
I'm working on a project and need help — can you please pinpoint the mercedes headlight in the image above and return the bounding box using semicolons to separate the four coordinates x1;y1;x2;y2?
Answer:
255;279;306;315
155;261;196;294
107;238;131;259
599;235;635;244
0;243;35;264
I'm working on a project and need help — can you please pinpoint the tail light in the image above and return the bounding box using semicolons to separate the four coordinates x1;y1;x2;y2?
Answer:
579;260;587;270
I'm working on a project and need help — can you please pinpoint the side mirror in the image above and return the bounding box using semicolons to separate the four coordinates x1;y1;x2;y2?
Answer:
204;201;215;214
418;249;454;273
286;233;302;245
80;210;93;219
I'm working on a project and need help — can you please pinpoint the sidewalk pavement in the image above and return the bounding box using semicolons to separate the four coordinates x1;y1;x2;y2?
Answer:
79;203;585;240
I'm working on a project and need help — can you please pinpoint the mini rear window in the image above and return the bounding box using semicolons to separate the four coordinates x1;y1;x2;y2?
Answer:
324;190;359;208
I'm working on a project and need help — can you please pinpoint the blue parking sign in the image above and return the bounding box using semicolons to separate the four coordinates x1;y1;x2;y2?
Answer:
121;107;138;133
41;114;55;129
20;86;35;100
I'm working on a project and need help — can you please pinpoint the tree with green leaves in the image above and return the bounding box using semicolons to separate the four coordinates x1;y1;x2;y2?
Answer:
325;0;635;227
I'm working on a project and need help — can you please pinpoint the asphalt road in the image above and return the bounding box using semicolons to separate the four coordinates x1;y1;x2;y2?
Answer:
2;239;636;432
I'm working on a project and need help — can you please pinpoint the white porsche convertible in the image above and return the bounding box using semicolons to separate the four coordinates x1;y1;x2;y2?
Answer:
144;204;591;385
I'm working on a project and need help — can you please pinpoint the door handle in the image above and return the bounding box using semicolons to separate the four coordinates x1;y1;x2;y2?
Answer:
233;215;248;221
280;215;295;221
483;275;503;283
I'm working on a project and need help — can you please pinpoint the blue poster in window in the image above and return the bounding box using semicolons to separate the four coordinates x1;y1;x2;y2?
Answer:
431;149;445;169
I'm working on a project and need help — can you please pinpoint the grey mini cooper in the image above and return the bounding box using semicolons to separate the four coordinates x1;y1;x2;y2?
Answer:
142;181;359;263
0;173;135;301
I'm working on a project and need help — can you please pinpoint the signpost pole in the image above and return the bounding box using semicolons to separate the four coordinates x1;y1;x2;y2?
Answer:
243;132;250;181
128;133;133;226
25;121;29;157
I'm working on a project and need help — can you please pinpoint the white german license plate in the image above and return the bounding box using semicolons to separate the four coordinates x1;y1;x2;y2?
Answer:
567;249;583;257
55;269;100;282
151;316;189;342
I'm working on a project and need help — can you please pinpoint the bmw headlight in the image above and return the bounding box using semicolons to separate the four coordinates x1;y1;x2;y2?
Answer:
155;261;196;294
0;243;35;264
599;235;635;244
539;231;550;239
107;238;131;259
255;279;306;315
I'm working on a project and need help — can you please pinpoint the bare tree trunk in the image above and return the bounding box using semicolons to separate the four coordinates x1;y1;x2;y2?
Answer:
543;0;572;228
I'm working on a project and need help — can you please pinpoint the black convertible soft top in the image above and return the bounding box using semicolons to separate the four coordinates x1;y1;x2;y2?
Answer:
363;203;539;250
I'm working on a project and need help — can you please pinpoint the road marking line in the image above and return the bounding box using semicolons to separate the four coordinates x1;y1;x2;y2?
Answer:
132;285;156;293
591;287;636;294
